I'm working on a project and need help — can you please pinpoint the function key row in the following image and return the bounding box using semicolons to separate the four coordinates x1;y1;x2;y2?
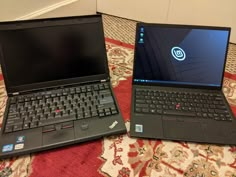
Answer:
136;89;222;100
9;83;110;104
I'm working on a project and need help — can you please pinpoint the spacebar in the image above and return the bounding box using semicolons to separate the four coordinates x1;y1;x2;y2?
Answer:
38;115;77;127
163;110;196;117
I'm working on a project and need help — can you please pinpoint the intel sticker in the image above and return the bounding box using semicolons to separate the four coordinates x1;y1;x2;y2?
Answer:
135;124;143;133
16;136;25;143
2;144;14;153
15;143;24;150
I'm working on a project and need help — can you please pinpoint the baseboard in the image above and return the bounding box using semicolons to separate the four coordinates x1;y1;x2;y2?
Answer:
15;0;79;20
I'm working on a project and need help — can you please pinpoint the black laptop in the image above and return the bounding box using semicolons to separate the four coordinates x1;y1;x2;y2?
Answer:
0;15;126;158
130;23;236;145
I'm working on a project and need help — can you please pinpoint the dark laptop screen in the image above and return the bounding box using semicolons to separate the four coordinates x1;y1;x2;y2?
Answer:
0;16;107;88
133;24;230;87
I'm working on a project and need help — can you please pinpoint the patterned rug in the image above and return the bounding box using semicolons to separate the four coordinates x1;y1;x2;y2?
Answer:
0;38;236;177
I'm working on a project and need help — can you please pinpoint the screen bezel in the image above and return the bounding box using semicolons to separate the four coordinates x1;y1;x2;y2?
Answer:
132;23;231;90
0;15;109;95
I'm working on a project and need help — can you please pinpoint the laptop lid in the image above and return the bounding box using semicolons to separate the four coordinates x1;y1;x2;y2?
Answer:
133;23;231;89
0;15;109;95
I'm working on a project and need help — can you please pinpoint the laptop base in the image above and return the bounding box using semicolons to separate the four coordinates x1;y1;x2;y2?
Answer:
130;85;236;145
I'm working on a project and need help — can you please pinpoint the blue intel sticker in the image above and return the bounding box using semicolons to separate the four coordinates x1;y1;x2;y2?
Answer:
2;144;14;153
16;136;25;143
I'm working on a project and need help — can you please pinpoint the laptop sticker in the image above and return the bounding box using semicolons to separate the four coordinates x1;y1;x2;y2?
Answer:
109;121;118;129
2;144;14;153
135;124;143;133
16;136;25;143
15;143;24;150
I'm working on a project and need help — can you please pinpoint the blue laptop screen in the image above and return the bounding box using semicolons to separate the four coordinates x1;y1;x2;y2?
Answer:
133;24;230;87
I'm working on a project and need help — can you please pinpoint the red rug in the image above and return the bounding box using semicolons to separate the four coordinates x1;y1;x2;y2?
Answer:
0;38;236;177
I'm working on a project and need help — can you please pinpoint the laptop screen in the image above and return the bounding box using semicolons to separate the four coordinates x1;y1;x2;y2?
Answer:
0;15;107;90
133;23;230;88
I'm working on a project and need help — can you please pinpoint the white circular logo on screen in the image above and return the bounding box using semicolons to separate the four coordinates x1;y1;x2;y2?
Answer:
171;46;186;61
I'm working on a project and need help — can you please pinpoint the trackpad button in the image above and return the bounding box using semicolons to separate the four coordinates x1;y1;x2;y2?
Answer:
43;126;75;146
163;116;204;141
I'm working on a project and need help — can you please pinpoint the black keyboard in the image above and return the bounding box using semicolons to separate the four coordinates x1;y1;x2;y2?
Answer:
134;88;233;121
4;83;118;133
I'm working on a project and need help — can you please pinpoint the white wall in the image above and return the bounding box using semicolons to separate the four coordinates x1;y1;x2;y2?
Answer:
0;0;96;21
97;0;236;43
35;0;97;19
0;0;61;21
97;0;170;23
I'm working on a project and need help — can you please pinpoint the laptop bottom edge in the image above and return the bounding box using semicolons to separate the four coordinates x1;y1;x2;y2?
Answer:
0;115;127;159
130;112;236;146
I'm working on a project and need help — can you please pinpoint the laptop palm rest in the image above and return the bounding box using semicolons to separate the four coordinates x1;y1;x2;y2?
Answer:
42;128;75;146
163;116;205;141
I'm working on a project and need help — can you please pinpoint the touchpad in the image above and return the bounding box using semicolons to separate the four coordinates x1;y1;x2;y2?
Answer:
163;116;204;141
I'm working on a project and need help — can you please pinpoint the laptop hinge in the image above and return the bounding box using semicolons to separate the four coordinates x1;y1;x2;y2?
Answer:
9;79;110;96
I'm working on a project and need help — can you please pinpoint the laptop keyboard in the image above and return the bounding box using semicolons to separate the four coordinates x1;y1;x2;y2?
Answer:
135;88;233;121
5;83;118;133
